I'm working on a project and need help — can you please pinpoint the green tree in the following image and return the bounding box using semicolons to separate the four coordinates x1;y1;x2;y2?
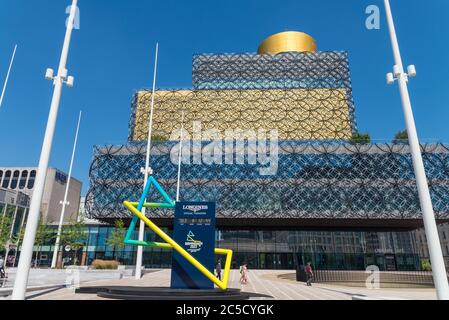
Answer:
350;132;371;145
421;259;432;271
10;225;26;267
0;215;14;253
12;219;55;267
393;130;409;144
106;219;126;262
0;215;15;267
33;218;55;267
60;219;87;266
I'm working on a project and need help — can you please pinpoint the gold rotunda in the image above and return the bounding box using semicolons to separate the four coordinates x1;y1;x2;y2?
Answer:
257;31;317;55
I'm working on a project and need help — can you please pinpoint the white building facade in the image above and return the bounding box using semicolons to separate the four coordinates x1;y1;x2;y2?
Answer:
0;167;82;224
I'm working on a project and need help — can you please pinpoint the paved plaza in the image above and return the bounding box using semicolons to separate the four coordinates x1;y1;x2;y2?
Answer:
4;269;435;300
0;268;134;289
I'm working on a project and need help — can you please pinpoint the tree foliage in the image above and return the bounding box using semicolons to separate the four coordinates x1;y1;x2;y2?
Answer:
35;218;55;248
60;219;87;251
393;130;409;144
60;219;87;266
12;217;55;267
350;132;371;145
0;215;14;252
421;259;432;272
10;217;52;248
106;219;126;261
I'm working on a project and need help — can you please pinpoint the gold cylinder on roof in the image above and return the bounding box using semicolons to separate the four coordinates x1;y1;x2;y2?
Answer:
258;31;317;55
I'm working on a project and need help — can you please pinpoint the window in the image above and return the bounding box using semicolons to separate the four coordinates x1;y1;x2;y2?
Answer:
55;171;67;185
12;207;25;236
443;231;447;240
97;227;109;247
19;170;28;189
27;170;36;189
6;205;15;218
87;227;99;247
10;170;20;189
0;170;3;185
2;170;11;188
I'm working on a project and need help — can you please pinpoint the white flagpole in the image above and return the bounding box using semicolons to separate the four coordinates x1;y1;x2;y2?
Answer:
135;43;159;279
0;44;18;109
12;0;78;300
384;0;449;300
51;111;82;269
176;111;185;202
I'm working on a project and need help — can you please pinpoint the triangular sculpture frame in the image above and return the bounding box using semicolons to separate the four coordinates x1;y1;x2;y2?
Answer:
123;176;233;290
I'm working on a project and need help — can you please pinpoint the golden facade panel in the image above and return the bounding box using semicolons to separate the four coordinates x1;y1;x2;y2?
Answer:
131;88;353;141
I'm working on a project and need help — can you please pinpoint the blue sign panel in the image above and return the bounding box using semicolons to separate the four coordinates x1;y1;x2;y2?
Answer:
171;202;216;290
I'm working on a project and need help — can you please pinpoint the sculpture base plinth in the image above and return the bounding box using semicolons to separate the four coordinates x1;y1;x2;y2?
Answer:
75;286;250;300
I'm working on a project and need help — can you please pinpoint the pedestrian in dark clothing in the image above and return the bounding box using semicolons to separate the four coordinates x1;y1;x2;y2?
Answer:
305;262;313;286
216;259;222;281
0;256;6;279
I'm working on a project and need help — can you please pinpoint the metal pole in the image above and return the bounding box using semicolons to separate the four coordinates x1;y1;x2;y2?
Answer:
0;44;18;109
135;43;159;279
176;111;185;202
12;0;78;300
384;0;449;300
51;111;82;269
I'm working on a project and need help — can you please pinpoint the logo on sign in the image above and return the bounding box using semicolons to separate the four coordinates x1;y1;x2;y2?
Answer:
185;231;203;253
183;205;208;215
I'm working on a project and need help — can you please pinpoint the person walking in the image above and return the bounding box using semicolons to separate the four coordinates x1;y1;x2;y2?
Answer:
305;262;314;286
0;256;6;279
216;259;222;281
240;263;248;285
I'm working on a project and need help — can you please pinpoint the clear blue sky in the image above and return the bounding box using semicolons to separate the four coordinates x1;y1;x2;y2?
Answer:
1;0;448;196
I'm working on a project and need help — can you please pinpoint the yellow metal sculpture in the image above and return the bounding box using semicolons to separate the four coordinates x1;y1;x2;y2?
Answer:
123;176;233;290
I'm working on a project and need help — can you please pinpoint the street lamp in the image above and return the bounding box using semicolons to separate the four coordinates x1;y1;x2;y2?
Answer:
384;0;449;300
135;43;159;279
12;0;79;300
